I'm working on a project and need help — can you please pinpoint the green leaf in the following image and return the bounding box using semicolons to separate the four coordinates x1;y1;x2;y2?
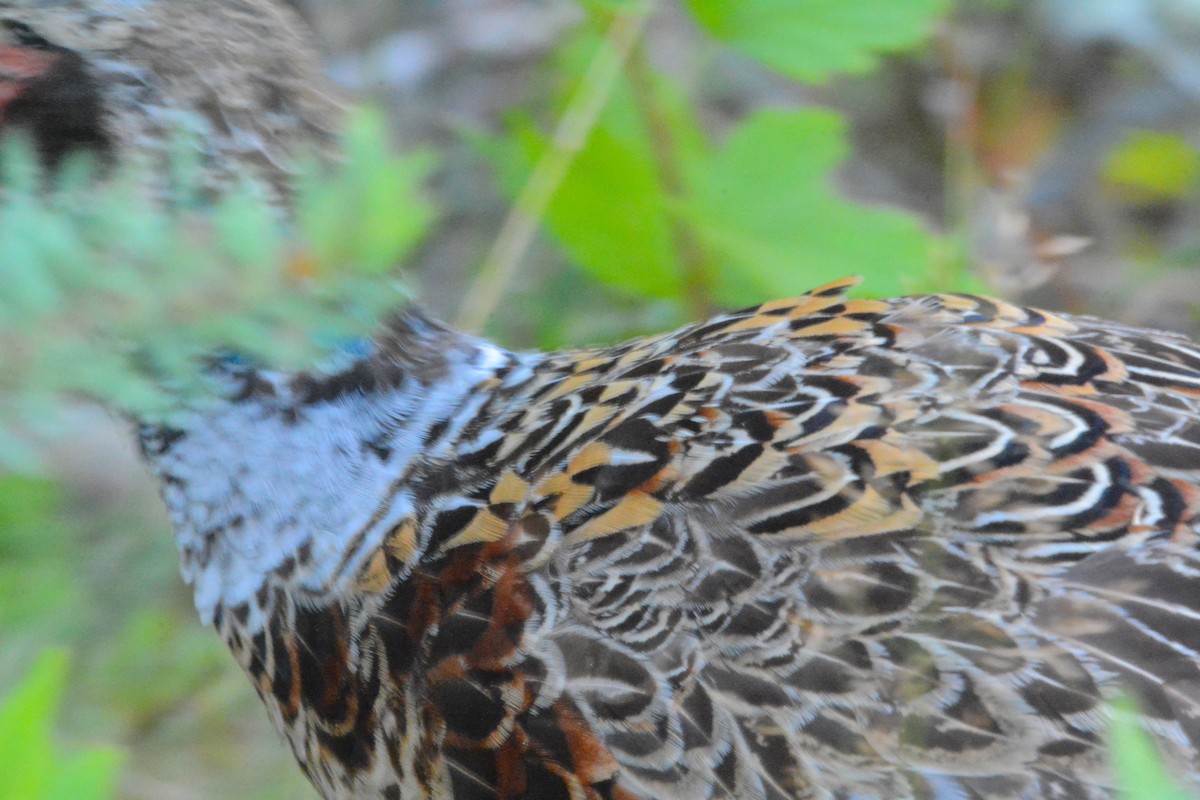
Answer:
0;478;81;631
481;28;716;303
687;108;938;304
96;610;226;723
0;650;67;799
0;651;124;800
0;202;63;323
0;105;431;469
298;108;436;277
0;134;42;193
686;0;949;82
1104;130;1200;203
0;475;59;539
213;180;284;271
1109;696;1193;800
44;750;123;800
0;427;39;473
494;114;685;298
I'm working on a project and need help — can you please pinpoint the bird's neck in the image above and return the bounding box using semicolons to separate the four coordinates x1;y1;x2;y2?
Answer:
145;314;518;630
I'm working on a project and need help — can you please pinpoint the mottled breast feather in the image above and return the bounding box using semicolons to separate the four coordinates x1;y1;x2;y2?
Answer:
150;277;1200;799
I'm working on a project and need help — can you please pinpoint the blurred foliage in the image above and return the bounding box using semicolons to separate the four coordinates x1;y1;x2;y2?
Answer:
1110;696;1194;800
297;111;436;277
485;0;968;326
685;109;945;302
1103;130;1200;204
0;650;122;800
1;0;1197;798
686;0;950;82
0;472;314;799
0;477;79;633
0;108;432;470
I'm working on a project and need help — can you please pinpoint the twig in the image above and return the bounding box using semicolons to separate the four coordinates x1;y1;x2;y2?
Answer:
455;0;655;332
625;43;715;319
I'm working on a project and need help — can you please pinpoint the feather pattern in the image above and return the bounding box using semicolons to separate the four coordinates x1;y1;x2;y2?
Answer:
0;0;343;196
145;278;1200;799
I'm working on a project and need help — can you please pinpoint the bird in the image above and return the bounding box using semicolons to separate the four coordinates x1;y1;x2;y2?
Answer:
140;274;1200;800
13;2;1200;797
0;0;343;196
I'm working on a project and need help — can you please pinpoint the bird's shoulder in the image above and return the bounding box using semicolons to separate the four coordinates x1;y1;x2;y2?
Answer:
403;276;1200;576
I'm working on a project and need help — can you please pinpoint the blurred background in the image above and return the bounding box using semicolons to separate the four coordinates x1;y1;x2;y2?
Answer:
4;0;1200;797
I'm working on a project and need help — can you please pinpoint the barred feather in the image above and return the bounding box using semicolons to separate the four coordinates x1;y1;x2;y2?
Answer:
146;277;1200;799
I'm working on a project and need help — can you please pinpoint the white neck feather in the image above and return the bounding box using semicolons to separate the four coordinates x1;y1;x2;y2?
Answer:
145;336;511;627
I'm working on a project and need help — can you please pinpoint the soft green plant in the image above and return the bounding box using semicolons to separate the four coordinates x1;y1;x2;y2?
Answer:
1103;130;1200;204
474;0;971;333
686;0;950;82
1109;696;1195;800
0;477;80;636
0;107;434;470
0;650;122;800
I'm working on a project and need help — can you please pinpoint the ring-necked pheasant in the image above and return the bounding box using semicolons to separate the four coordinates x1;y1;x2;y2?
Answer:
0;0;342;194
142;276;1200;800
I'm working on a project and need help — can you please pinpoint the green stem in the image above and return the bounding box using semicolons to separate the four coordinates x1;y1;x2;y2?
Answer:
625;43;716;319
455;1;655;332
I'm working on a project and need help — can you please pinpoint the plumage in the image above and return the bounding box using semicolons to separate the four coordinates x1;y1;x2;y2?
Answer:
0;0;343;194
143;277;1200;800
12;2;1200;797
